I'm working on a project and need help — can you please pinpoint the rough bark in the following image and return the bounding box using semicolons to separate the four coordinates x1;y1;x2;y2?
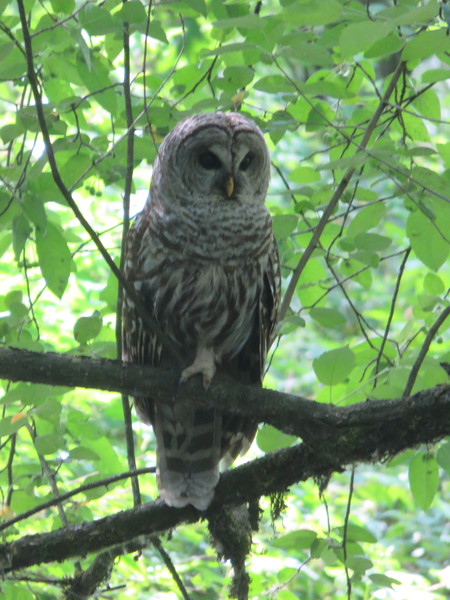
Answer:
0;347;449;573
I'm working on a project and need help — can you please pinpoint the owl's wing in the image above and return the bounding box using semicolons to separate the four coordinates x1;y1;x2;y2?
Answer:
122;212;162;425
220;234;281;464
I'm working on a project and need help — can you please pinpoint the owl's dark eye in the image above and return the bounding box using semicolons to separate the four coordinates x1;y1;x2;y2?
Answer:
239;151;254;172
198;151;222;170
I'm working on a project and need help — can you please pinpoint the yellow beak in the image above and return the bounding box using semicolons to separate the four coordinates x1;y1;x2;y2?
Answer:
225;175;234;198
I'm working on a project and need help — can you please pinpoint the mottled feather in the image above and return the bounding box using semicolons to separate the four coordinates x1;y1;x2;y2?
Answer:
122;112;280;510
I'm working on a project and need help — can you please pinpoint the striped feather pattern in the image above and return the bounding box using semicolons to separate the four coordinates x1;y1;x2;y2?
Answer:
123;113;280;510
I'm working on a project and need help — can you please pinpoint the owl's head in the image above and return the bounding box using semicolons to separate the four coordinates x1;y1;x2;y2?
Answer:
151;112;270;210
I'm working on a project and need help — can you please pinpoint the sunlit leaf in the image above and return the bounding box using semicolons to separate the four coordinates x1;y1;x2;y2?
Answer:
34;433;65;455
369;573;401;588
409;451;439;510
272;529;317;549
310;307;346;329
340;22;393;58
406;210;449;271
436;442;450;475
74;311;103;344
36;222;73;299
256;424;297;453
313;346;355;385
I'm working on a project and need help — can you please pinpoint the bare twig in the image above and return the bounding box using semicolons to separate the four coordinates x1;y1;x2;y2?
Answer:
119;2;141;509
0;467;156;534
16;0;182;365
402;306;450;398
373;248;411;384
278;59;407;321
342;468;355;600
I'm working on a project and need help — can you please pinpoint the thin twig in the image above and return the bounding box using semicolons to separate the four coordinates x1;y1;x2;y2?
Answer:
16;0;182;365
119;3;141;509
402;306;450;398
342;468;355;600
373;248;411;385
0;467;156;533
278;59;407;321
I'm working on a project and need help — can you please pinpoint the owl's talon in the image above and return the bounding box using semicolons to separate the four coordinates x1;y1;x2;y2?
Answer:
180;347;216;388
202;374;212;390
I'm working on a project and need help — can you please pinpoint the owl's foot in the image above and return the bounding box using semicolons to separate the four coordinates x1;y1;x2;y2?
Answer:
180;347;216;389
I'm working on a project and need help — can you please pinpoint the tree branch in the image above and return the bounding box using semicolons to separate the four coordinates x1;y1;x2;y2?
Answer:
0;347;448;572
0;347;448;447
1;377;449;574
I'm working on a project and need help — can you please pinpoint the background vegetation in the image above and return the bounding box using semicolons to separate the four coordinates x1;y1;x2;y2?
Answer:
0;0;449;598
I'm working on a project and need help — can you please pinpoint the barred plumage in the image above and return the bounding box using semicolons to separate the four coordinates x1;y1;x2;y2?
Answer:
123;112;280;510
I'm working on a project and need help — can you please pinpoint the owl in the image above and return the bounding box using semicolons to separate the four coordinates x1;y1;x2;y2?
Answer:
122;112;280;510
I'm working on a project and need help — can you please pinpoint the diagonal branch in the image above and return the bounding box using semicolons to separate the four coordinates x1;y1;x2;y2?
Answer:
16;0;182;365
278;59;407;321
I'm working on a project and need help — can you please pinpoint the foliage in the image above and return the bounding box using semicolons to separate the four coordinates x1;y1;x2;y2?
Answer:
0;0;449;598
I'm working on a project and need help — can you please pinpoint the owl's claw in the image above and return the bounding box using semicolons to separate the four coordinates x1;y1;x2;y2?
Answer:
180;347;216;389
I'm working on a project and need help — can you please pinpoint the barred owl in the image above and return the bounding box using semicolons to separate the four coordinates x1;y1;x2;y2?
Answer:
123;112;280;510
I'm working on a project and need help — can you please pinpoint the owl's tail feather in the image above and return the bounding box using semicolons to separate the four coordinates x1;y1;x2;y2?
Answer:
154;401;222;511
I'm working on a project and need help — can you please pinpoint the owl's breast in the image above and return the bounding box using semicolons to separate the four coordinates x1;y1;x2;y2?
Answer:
130;203;272;363
149;255;266;362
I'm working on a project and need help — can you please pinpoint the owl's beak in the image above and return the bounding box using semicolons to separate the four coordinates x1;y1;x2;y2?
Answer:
224;175;234;199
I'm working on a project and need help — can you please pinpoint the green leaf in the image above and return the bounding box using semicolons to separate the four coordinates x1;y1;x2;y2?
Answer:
222;66;254;88
436;442;450;475
310;307;346;329
50;0;75;13
272;214;298;238
423;273;445;295
114;1;147;24
313;346;355;385
36;222;73;299
74;311;103;344
422;68;450;84
79;4;119;35
369;573;401;588
76;53;118;114
69;446;101;461
213;15;262;30
147;21;169;43
34;433;65;455
406;210;449;271
256;425;296;453
393;0;438;25
353;233;392;252
279;314;306;335
282;0;343;25
346;555;373;575
408;451;439;510
337;524;377;543
290;166;320;184
0;413;28;436
402;29;449;61
310;537;328;558
21;195;47;230
347;203;386;237
253;75;294;93
12;214;32;261
59;153;92;189
0;123;25;143
351;249;380;268
0;43;26;80
340;22;394;58
272;529;317;549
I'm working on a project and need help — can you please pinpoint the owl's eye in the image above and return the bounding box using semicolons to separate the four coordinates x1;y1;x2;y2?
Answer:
198;151;222;170
239;151;254;172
